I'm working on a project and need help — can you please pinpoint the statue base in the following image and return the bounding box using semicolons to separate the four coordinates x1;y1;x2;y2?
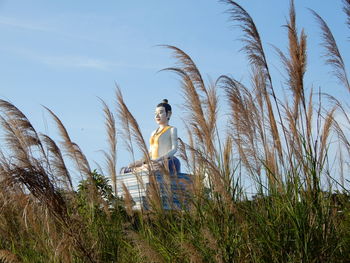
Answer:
116;171;192;210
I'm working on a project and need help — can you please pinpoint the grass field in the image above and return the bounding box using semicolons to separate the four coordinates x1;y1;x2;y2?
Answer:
0;1;350;262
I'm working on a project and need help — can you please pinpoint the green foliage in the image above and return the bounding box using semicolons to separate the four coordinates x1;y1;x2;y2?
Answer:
75;170;128;262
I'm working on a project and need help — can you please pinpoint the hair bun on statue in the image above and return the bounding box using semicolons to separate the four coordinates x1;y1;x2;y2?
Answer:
157;99;172;115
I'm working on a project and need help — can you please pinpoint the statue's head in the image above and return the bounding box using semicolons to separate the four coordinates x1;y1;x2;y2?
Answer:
155;99;172;125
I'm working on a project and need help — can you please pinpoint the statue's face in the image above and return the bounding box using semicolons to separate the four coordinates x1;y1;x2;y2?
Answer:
155;106;168;125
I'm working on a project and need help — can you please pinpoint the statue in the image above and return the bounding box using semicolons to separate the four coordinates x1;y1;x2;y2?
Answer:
121;99;180;174
118;99;190;210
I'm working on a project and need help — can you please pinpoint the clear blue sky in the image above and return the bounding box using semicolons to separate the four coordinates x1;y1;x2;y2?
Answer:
0;1;348;183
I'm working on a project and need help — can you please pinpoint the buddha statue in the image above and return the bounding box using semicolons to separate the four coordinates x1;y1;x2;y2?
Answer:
121;99;180;174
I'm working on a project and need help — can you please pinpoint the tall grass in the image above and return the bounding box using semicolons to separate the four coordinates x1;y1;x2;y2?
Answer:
0;0;349;262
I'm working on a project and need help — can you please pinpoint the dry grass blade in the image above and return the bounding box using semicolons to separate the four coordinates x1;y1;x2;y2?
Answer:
100;99;117;194
6;165;68;224
344;0;350;29
0;250;20;263
126;230;164;263
44;106;91;178
121;183;134;216
182;139;235;209
177;137;189;167
207;81;219;146
333;120;350;158
311;9;350;92
115;87;149;164
319;106;337;163
222;135;233;180
326;94;350;126
326;94;350;157
306;89;314;144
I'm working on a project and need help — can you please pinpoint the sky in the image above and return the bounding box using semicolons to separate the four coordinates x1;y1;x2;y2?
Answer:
0;1;349;185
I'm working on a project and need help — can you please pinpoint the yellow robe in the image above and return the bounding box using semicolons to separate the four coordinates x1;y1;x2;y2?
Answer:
149;126;172;160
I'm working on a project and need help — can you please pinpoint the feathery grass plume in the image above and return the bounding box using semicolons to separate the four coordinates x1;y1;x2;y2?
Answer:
279;92;314;182
218;75;262;176
44;107;91;178
161;45;206;95
311;9;350;93
274;1;321;185
334;118;350;161
271;0;307;172
332;112;350;188
251;69;271;163
221;0;268;75
284;105;303;168
0;116;32;168
0;99;46;156
344;0;350;29
181;140;236;212
329;98;350;172
0;169;90;261
0;101;68;221
319;106;337;164
6;166;67;223
222;0;284;165
0;100;48;171
218;74;283;192
100;98;117;194
0;192;62;261
115;87;150;166
161;45;218;158
275;0;307;120
40;134;73;191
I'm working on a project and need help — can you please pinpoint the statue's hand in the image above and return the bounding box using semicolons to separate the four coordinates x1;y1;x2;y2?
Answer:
133;163;149;173
150;160;162;171
133;161;162;172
